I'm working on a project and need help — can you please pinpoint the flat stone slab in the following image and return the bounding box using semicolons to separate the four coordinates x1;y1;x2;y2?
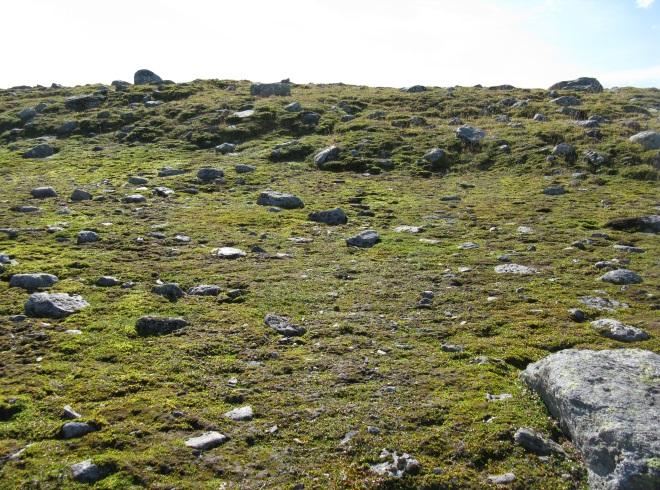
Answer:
224;405;253;421
591;319;650;342
521;349;660;489
212;247;246;259
25;292;89;318
257;190;304;209
9;273;58;291
346;230;380;248
494;263;537;275
185;431;228;450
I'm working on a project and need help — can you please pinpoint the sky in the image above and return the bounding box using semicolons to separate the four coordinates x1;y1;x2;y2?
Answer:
1;0;659;89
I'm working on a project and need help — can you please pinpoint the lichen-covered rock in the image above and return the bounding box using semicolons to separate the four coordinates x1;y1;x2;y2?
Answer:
629;131;660;150
346;230;380;248
23;143;55;158
30;186;57;198
605;215;659;234
591;319;650;342
25;292;89;318
314;145;340;166
256;190;304;209
250;82;290;97
134;69;162;85
599;269;643;285
264;314;306;337
9;273;58;291
549;77;603;93
494;264;536;275
521;349;660;489
514;427;566;456
70;460;113;484
185;431;228;450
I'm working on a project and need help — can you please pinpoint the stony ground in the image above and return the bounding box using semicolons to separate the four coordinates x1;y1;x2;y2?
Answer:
0;77;658;489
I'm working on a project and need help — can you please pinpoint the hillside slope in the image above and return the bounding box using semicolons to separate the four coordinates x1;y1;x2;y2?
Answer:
0;75;658;489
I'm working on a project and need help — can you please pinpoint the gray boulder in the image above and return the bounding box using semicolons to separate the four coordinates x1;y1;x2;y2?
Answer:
264;314;306;337
122;194;146;203
153;186;175;198
599;269;643;285
215;142;236;154
552;142;576;160
212;247;246;259
56;121;78;137
549;77;603;93
128;176;148;185
96;276;121;287
71;460;113;484
402;85;427;93
456;125;485;144
158;167;187;177
543;185;567;196
64;94;104;111
61;422;96;439
346;230;380;248
284;101;301;112
185;431;228;450
134;69;162;85
605;215;660;234
25;292;89;318
135;316;188;336
591;319;650;342
224;405;254;421
235;164;255;174
250;82;291;97
18;107;37;121
197;167;224;182
521;349;660;489
423;148;447;166
551;96;581;106
514;427;565;456
494;264;536;275
187;284;221;296
77;230;100;244
308;208;348;225
23;143;55;158
629;131;660;151
70;189;92;201
31;186;57;198
10;273;59;291
257;190;304;209
314;145;340;166
152;283;185;302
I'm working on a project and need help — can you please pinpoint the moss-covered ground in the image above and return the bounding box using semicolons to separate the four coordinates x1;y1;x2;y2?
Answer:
0;79;658;488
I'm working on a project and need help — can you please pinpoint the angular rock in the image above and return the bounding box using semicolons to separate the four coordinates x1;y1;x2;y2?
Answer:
212;247;246;259
514;427;565;456
346;230;380;248
152;283;185;302
215;142;236;154
264;314;306;337
71;460;112;484
185;431;228;450
599;269;642;285
158;167;187;177
521;349;660;489
308;208;347;225
134;69;162;85
31;186;57;198
234;164;255;174
257;190;304;209
370;450;421;478
551;95;581;106
128;176;148;185
62;405;81;419
96;276;121;287
9;273;59;291
629;131;660;151
23;143;55;158
70;189;92;201
552;142;576;160
61;421;96;439
250;82;291;97
122;194;146;203
487;473;516;484
605;215;660;234
65;94;104;111
25;292;89;318
423;147;447;167
456;125;485;144
77;230;100;244
224;405;253;421
543;185;566;196
187;284;221;296
549;77;603;93
314;145;340;166
135;316;188;336
284;101;301;112
591;319;650;342
153;186;175;197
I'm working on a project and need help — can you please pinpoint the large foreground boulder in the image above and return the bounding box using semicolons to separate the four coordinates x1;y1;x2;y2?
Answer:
521;349;660;489
549;77;604;93
605;215;659;234
629;131;660;151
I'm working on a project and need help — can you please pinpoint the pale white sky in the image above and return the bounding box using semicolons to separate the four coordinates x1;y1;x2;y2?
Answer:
2;0;658;89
